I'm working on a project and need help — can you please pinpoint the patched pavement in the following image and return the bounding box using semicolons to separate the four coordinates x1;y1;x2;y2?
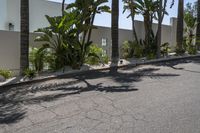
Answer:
1;58;200;133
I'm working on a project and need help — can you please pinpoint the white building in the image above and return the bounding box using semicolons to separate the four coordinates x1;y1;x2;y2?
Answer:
0;0;63;32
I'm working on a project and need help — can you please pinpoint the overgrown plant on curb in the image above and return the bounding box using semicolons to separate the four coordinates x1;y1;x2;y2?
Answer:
121;41;143;59
0;69;12;79
23;68;36;79
86;44;109;65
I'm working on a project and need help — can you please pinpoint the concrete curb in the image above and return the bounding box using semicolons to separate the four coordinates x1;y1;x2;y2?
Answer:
1;54;200;89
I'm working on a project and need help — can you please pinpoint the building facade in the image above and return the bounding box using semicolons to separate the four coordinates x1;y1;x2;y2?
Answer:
0;0;63;32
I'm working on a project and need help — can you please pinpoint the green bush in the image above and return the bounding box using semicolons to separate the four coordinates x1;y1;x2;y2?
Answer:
175;48;185;55
86;44;109;65
23;68;36;79
121;41;143;59
161;42;171;57
29;47;47;72
188;45;197;55
0;69;12;79
121;41;134;59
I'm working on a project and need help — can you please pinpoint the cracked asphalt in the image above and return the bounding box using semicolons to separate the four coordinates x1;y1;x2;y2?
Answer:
0;58;200;133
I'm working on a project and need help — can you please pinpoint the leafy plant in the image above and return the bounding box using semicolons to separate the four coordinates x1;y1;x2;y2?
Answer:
85;44;109;65
35;0;110;70
35;14;76;70
0;69;12;79
183;3;198;55
160;42;171;57
140;30;157;58
121;41;143;59
29;47;47;72
23;68;36;79
121;41;134;59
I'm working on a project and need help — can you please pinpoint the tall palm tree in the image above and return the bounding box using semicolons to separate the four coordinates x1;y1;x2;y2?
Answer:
62;0;66;16
111;0;119;72
176;0;184;53
123;0;138;43
196;0;200;50
156;0;163;58
20;0;29;74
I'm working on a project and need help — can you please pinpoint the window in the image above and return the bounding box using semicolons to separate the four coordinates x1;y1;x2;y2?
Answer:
102;38;107;46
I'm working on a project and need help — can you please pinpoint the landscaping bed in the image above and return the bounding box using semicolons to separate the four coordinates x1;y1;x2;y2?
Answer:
1;53;200;88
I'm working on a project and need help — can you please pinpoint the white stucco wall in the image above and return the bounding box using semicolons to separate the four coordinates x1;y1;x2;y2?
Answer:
91;20;176;57
0;0;7;30
2;0;62;32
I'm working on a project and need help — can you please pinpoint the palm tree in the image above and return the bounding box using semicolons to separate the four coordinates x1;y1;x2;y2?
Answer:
196;0;200;50
111;0;119;72
20;0;29;74
123;0;138;43
176;0;184;53
62;0;66;16
156;0;163;58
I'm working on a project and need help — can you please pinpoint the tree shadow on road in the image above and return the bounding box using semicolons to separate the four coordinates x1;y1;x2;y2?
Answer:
155;58;200;73
0;66;180;124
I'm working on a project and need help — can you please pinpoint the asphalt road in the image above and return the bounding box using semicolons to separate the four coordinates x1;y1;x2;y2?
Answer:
0;58;200;133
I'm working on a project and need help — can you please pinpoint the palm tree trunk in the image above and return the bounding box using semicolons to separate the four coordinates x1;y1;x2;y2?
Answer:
196;0;200;50
87;10;96;44
20;0;29;75
176;0;184;52
130;0;138;43
110;0;119;73
111;0;119;63
156;0;163;58
62;0;66;16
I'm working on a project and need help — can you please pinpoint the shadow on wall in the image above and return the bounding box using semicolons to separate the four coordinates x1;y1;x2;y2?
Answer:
0;65;180;124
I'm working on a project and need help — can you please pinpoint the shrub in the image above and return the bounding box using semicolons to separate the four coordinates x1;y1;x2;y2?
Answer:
0;69;12;79
86;44;109;65
161;42;171;57
188;45;197;55
23;68;36;79
29;47;47;72
175;47;186;55
121;41;143;59
121;41;134;59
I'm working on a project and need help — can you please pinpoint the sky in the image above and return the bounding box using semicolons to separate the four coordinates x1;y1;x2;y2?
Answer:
49;0;196;29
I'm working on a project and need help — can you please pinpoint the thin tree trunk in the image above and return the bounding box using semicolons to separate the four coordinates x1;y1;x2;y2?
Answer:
196;0;200;50
62;0;66;16
20;0;29;75
176;0;184;52
156;0;163;58
130;0;138;43
110;0;119;72
87;10;96;44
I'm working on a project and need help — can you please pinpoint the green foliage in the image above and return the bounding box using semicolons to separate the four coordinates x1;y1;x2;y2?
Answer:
160;42;171;57
121;41;134;59
85;44;109;65
29;47;46;72
140;30;157;58
175;46;186;55
146;53;156;60
35;0;110;70
187;45;197;55
23;68;36;79
121;41;143;59
183;3;198;55
0;69;12;79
